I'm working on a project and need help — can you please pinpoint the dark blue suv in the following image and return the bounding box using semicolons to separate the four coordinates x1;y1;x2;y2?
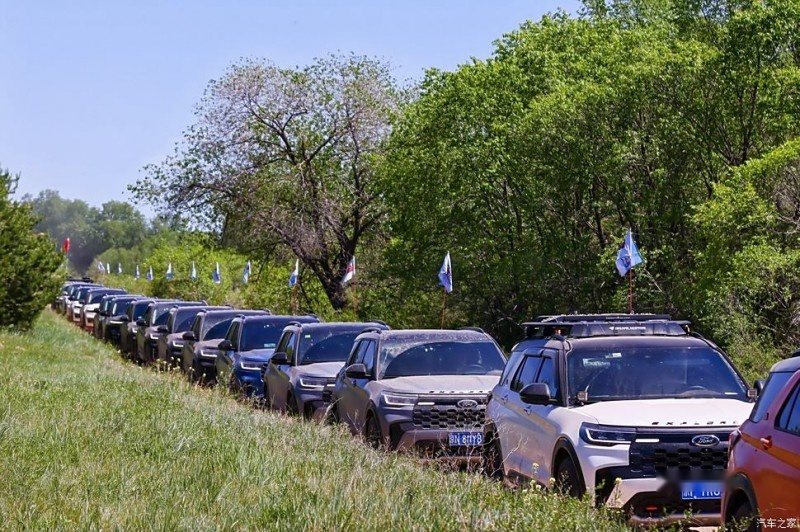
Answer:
215;314;320;398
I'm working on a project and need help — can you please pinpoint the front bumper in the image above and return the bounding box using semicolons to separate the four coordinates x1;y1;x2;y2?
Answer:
234;369;264;397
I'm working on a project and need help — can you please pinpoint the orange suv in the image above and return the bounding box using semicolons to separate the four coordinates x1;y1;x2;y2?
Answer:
723;356;800;529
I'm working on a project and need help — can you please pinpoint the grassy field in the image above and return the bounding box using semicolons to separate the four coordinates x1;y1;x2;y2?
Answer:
0;311;627;530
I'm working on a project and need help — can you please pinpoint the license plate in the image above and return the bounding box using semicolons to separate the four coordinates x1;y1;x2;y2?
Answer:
448;432;483;447
681;481;722;500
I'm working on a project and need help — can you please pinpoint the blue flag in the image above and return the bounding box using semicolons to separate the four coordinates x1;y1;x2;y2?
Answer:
289;259;299;288
438;252;453;293
166;262;174;280
243;260;251;284
97;261;106;274
616;230;644;276
212;262;221;284
135;264;140;280
146;266;154;281
117;263;122;275
191;261;197;281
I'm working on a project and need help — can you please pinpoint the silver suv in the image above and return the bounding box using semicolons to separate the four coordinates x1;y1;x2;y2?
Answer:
329;328;506;463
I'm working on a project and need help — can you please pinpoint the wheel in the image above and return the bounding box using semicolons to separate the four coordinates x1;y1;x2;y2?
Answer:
728;497;758;532
364;413;384;450
554;457;582;498
482;436;504;480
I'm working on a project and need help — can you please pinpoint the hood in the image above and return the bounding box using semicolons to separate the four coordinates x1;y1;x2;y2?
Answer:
84;303;100;311
196;339;222;351
380;374;500;395
574;398;753;428
295;361;345;378
166;332;186;345
241;348;276;362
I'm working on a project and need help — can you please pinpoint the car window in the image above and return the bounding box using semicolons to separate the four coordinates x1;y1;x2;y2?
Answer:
226;322;240;349
362;341;377;376
298;331;362;365
240;322;284;352
284;332;298;363
165;312;176;331
536;357;559;399
777;381;800;435
379;340;506;379
511;356;543;393
751;371;795;422
191;315;203;339
501;350;525;387
346;340;364;366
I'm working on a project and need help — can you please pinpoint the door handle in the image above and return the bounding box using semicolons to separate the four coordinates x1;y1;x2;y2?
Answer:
760;435;773;450
500;394;508;403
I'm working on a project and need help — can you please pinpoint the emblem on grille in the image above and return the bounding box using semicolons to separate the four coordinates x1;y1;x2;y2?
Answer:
691;435;720;447
457;399;478;408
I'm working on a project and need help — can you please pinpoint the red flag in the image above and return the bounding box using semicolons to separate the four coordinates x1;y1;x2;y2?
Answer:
62;238;70;253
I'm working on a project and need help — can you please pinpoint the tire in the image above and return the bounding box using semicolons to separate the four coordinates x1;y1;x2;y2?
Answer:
482;436;504;480
729;498;758;532
364;413;384;450
554;457;582;498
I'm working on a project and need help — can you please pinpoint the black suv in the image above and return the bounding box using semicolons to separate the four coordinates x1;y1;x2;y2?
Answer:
134;300;205;364
263;321;389;419
483;314;756;528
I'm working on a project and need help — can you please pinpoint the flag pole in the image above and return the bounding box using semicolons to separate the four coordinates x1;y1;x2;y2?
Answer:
441;288;447;329
292;283;299;315
629;267;633;314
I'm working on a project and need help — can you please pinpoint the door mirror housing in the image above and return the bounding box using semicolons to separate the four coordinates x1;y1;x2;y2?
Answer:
218;340;233;352
270;352;289;365
157;325;169;334
754;379;766;394
345;363;368;379
519;383;552;405
182;331;196;341
136;319;147;327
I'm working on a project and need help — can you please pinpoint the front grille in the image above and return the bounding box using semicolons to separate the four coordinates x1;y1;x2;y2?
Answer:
629;429;731;481
412;395;487;430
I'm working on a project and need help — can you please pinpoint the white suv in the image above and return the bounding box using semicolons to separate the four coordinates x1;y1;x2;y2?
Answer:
484;314;756;528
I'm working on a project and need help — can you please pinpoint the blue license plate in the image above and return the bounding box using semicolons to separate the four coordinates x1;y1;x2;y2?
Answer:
448;432;483;447
681;481;722;500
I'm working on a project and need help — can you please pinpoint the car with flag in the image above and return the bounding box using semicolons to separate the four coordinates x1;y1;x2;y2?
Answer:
482;314;756;528
133;300;205;364
215;314;320;398
263;321;389;419
180;309;271;384
155;305;230;369
329;328;506;463
722;356;800;528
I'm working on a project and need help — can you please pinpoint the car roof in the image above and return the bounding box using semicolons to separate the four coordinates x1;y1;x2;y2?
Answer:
517;334;713;352
770;357;800;373
200;309;269;319
290;321;388;332
238;314;319;325
377;329;490;342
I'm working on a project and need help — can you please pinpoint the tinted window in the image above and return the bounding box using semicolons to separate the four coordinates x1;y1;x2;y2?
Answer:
175;311;199;332
165;312;176;331
567;346;747;401
132;302;151;320
501;351;525;387
143;306;155;325
90;293;108;304
363;341;376;375
511;356;543;393
379;340;506;379
348;341;367;366
777;382;800;435
240;322;284;351
536;357;559;398
751;371;795;422
284;332;298;362
154;309;171;326
298;331;361;365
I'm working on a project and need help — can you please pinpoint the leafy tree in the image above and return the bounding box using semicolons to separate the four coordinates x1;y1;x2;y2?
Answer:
0;167;63;329
132;54;406;310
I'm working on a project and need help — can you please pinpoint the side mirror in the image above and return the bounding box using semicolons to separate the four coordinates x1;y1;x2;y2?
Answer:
119;315;130;322
754;379;766;394
519;383;552;405
136;319;147;327
157;325;169;334
345;363;368;379
270;352;289;365
182;331;196;341
218;340;233;352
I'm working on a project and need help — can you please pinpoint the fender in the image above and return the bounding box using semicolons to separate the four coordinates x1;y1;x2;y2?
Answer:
723;472;759;522
551;436;587;494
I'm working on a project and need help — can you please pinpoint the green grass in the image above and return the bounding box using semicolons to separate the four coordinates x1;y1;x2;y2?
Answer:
0;311;626;530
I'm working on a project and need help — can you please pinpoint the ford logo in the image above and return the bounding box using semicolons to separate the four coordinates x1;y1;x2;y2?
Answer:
691;435;720;447
457;399;478;409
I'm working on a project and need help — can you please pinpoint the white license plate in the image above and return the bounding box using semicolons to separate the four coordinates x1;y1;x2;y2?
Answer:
681;481;722;500
448;432;483;447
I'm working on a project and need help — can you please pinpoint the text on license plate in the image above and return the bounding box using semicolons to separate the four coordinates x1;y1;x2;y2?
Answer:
681;481;722;500
448;432;483;447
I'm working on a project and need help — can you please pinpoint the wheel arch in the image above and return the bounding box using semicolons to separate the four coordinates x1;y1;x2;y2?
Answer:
551;436;587;494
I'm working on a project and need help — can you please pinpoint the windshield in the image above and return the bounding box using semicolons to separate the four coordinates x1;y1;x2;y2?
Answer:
90;293;108;304
567;346;748;402
298;330;361;365
112;300;131;316
174;311;199;333
203;317;234;340
131;302;150;320
240;322;284;351
379;340;506;379
153;308;171;326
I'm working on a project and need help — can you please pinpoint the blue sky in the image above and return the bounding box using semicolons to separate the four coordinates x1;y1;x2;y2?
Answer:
1;1;580;214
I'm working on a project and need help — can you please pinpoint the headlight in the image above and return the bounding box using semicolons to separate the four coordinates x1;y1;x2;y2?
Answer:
171;342;184;348
199;349;217;359
579;423;636;446
381;392;418;407
298;376;329;389
147;334;160;341
109;320;122;325
239;361;263;371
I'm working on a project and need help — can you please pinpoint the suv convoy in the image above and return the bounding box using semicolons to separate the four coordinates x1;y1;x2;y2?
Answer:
264;322;389;419
120;299;155;354
134;300;204;364
330;328;506;462
156;305;230;368
483;314;755;528
79;288;127;330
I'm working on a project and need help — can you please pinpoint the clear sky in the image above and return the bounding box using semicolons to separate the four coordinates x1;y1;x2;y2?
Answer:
1;1;581;214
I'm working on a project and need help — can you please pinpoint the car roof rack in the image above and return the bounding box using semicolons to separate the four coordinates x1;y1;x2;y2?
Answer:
522;314;691;339
458;326;486;334
360;326;385;334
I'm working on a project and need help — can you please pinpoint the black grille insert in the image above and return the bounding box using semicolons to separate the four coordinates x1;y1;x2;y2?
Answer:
412;395;487;430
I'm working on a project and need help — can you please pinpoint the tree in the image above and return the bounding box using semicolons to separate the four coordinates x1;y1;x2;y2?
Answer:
132;55;406;310
0;167;63;329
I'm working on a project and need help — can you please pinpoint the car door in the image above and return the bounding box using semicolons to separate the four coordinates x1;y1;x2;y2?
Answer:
520;351;562;485
501;352;544;480
269;331;298;410
217;321;240;385
337;340;371;434
754;377;800;518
